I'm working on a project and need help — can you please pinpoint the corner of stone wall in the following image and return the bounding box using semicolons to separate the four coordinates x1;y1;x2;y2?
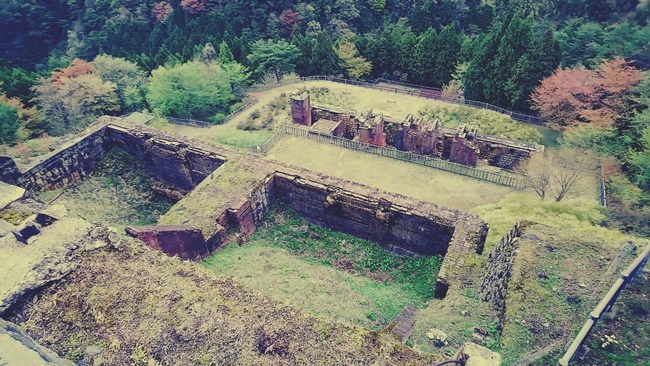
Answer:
434;216;489;299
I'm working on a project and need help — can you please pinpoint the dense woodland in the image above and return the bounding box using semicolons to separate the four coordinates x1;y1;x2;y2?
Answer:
0;0;650;232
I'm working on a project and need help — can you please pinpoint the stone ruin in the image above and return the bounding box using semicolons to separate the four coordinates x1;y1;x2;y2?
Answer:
0;117;489;301
289;91;544;170
0;115;517;363
289;90;312;127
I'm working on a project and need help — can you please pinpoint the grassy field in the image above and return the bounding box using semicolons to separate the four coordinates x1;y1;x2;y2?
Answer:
266;136;528;212
204;205;443;330
38;148;174;230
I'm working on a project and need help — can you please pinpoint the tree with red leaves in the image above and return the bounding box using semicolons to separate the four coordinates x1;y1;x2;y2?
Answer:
50;59;96;85
280;9;302;36
152;2;173;23
531;57;642;131
181;0;205;15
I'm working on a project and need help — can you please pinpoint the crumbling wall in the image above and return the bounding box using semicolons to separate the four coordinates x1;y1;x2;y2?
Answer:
273;172;457;256
125;225;212;260
13;126;227;193
17;129;110;191
476;136;542;170
290;91;312;127
479;221;527;327
106;126;226;193
300;99;544;170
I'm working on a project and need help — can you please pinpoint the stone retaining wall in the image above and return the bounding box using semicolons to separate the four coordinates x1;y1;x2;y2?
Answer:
274;172;456;256
13;125;227;194
17;129;110;191
6;118;490;299
106;126;227;193
479;221;527;326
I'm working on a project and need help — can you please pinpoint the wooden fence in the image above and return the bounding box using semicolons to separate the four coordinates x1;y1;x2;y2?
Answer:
217;95;259;124
166;117;211;128
557;244;650;365
242;76;544;125
248;124;529;188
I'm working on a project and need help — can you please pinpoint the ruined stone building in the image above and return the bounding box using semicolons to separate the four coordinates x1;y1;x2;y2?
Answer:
290;90;543;170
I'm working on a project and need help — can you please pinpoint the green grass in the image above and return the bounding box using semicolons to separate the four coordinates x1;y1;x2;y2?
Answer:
38;148;174;230
266;136;526;212
211;128;275;148
419;104;544;144
203;205;443;330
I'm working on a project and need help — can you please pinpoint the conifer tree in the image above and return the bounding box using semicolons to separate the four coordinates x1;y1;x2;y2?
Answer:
292;34;317;76
414;28;437;86
312;32;341;75
432;25;461;86
218;41;235;64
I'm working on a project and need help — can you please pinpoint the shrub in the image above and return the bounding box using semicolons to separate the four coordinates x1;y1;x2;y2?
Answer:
147;117;170;129
250;109;261;120
212;113;227;125
238;117;260;131
229;102;244;114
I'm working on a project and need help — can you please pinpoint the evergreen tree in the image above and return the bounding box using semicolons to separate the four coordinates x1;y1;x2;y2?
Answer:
312;32;341;75
414;28;438;86
487;13;533;107
507;29;561;110
292;34;317;76
248;39;300;81
218;41;235;64
398;28;418;79
432;25;461;86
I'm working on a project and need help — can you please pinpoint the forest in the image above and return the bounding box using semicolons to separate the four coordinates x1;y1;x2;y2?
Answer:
0;0;649;233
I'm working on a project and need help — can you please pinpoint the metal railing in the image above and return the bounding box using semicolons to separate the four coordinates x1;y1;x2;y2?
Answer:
247;124;529;188
242;76;544;125
557;244;650;365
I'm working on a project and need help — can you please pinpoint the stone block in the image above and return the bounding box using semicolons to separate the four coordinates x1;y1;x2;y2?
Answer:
0;156;20;185
456;342;502;366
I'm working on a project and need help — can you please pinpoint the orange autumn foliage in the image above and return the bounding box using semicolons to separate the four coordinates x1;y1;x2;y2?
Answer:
531;57;642;131
50;59;96;85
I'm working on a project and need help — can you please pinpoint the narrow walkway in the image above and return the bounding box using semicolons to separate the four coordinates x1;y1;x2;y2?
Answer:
384;305;419;343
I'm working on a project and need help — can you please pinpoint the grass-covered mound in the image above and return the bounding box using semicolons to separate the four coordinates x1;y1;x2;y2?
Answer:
204;205;443;330
38;148;174;230
13;240;443;365
419;104;544;144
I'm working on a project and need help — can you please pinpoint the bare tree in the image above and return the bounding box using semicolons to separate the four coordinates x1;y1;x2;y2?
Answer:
551;149;596;202
518;152;553;200
519;149;596;202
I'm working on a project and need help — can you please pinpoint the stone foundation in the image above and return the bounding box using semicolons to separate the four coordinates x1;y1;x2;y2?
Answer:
16;129;110;191
2;118;490;298
12;125;226;194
